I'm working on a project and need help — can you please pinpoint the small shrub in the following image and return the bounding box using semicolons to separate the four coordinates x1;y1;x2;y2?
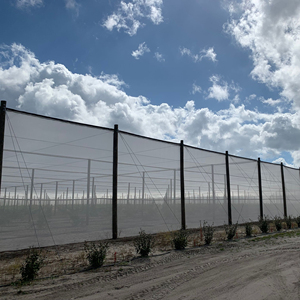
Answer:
224;222;238;240
84;241;108;268
296;216;300;228
20;248;44;282
273;216;283;231
203;221;215;245
258;215;269;233
245;222;252;237
134;229;154;257
285;215;293;229
172;230;188;250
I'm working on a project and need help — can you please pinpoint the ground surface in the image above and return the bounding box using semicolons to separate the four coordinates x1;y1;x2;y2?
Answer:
1;228;300;299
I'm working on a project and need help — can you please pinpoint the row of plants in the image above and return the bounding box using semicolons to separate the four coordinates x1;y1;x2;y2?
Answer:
17;214;300;283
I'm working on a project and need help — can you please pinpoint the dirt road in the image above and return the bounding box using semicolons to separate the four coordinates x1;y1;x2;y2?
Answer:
1;232;300;300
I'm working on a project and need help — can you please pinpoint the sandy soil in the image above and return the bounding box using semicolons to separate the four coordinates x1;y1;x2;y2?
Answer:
1;228;300;299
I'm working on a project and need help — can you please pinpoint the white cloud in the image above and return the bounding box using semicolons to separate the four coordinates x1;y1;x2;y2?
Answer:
132;42;150;59
2;43;300;165
154;52;165;62
65;0;80;16
180;47;217;63
192;83;202;95
225;0;300;110
260;97;282;107
103;0;163;36
15;0;43;9
206;75;229;101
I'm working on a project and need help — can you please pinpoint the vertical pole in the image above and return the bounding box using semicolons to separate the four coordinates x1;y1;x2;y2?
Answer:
72;180;75;210
174;169;176;202
3;187;6;209
91;177;95;206
0;101;6;196
29;169;35;207
54;181;58;215
14;186;17;208
142;172;145;203
180;140;186;230
39;183;43;208
127;182;130;204
257;158;263;219
212;164;215;220
86;159;91;225
170;179;172;200
281;162;287;218
211;165;215;200
112;124;118;239
225;151;232;225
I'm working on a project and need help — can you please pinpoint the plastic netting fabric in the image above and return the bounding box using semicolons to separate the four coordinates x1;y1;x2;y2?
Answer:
2;109;300;252
284;167;300;217
229;156;260;223
260;162;284;218
184;146;227;227
1;110;113;251
117;132;181;236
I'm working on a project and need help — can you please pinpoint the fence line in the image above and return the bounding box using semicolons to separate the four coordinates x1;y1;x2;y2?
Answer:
1;100;300;251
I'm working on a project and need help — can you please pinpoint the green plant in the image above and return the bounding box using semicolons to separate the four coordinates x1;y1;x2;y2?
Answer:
20;248;44;282
84;241;108;268
203;221;215;245
172;229;188;250
296;216;300;227
285;215;293;229
245;222;252;237
224;222;238;240
258;215;269;233
273;216;283;231
134;229;154;257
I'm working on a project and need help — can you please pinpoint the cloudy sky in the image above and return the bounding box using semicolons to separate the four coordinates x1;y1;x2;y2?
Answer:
1;0;300;166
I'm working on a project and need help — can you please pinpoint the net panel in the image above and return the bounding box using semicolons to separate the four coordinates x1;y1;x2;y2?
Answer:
284;167;300;217
117;132;181;236
1;110;113;251
229;156;260;223
260;162;283;218
184;146;227;227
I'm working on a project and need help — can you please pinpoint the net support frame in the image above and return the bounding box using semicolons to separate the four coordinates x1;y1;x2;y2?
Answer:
281;162;287;218
225;151;232;225
258;157;264;218
112;124;118;239
0;101;6;194
180;140;186;230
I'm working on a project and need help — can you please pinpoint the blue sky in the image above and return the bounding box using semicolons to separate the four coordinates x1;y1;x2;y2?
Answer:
1;0;300;166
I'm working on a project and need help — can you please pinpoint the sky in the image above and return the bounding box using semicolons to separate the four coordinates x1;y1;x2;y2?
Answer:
1;0;300;166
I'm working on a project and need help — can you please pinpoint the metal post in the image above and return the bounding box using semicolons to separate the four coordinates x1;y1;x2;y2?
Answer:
174;169;176;202
281;162;287;218
39;183;43;208
170;179;172;200
72;180;75;209
54;181;58;214
257;158;263;218
142;172;145;203
127;182;130;204
0;101;6;196
112;124;118;239
30;169;35;207
86;159;91;225
180;140;186;230
225;151;232;225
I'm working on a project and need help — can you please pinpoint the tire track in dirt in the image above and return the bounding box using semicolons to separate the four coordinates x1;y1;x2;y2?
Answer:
2;237;300;299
